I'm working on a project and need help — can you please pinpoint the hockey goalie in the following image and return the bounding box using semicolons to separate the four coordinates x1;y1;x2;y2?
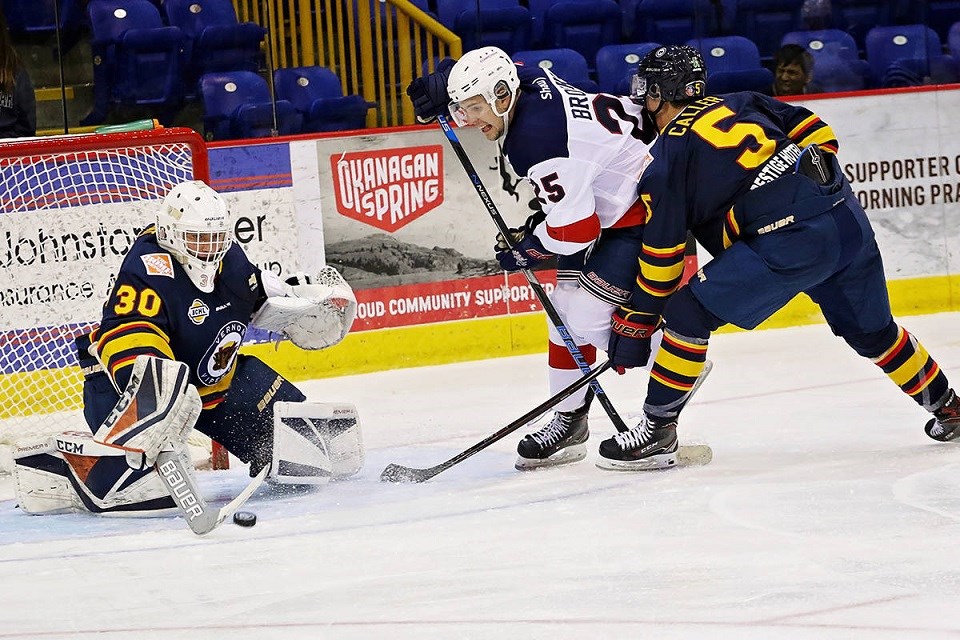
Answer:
13;180;364;519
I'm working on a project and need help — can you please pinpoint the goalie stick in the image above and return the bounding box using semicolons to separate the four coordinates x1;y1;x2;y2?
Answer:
436;116;632;433
380;359;715;483
155;450;268;535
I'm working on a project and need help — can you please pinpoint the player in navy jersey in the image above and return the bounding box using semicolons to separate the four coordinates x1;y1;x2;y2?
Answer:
13;181;363;518
600;45;960;469
408;46;661;469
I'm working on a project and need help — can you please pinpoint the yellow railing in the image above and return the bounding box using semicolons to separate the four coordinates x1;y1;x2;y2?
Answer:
233;0;461;127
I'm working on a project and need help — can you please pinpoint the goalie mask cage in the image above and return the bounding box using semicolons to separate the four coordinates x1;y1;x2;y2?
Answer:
0;127;227;473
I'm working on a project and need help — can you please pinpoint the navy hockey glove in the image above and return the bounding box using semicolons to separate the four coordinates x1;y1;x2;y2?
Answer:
608;307;659;374
493;210;547;252
406;58;455;124
496;233;553;272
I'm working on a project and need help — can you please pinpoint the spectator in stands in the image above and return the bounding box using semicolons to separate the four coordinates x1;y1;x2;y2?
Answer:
771;44;819;97
0;8;35;138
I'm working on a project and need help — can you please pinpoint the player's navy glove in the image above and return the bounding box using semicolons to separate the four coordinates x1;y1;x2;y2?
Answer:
608;307;659;374
406;58;455;124
493;210;546;252
496;233;553;272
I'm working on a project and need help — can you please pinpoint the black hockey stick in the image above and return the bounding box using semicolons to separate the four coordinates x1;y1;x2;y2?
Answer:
380;360;613;483
436;116;630;433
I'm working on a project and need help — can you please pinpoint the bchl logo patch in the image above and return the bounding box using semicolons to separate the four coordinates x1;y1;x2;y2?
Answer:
331;146;444;232
198;321;245;386
187;299;210;325
141;253;174;278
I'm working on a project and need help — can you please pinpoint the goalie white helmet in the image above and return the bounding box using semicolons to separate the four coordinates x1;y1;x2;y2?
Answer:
156;181;233;293
447;46;520;129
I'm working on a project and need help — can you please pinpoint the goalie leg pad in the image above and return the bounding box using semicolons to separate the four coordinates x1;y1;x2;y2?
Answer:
14;432;177;516
274;401;364;479
270;405;333;486
94;355;201;470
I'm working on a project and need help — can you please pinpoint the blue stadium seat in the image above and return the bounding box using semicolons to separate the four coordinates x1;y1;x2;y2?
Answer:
438;0;518;28
950;21;960;65
910;1;960;41
2;0;83;39
687;35;774;92
864;24;956;87
595;42;661;93
83;0;187;125
781;29;869;92
830;0;895;51
733;0;804;59
273;66;374;132
633;0;713;44
513;47;599;91
781;28;861;61
810;54;868;92
456;5;534;54
200;71;301;140
688;35;764;73
707;68;775;92
528;0;618;46
543;0;622;68
164;0;266;81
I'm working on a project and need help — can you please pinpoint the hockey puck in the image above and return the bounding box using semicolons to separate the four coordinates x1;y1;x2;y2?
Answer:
232;511;257;528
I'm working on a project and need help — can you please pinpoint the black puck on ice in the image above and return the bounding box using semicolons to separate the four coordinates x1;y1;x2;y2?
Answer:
232;511;257;528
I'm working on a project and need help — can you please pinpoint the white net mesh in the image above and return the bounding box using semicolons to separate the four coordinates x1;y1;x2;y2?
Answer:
0;128;220;473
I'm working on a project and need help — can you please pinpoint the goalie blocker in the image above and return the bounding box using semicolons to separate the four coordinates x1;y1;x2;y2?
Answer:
14;355;364;516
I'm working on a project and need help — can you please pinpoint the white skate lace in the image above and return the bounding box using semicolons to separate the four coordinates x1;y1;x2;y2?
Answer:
531;414;570;448
613;419;654;451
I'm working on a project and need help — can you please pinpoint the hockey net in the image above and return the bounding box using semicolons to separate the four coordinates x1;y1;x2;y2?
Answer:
0;127;226;473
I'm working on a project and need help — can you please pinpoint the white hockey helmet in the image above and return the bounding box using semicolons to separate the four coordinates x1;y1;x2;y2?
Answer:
446;46;520;127
156;180;233;293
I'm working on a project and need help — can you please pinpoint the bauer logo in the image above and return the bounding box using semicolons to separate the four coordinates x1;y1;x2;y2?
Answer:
331;146;443;232
141;253;174;278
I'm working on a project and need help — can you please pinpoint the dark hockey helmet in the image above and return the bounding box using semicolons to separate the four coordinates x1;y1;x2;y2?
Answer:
631;45;707;104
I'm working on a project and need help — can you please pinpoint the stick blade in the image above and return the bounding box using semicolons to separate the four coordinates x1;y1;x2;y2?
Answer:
380;463;431;483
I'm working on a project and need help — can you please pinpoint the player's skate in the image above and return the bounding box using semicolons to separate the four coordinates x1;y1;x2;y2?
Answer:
596;414;678;470
925;389;960;442
515;404;589;470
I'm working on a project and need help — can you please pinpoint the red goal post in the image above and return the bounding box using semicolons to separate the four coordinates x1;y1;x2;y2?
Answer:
0;127;228;472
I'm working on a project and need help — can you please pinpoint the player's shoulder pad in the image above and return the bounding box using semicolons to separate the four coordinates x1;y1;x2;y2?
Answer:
122;232;178;281
504;70;569;177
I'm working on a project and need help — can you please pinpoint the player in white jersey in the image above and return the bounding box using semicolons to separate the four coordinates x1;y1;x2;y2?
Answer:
407;46;658;469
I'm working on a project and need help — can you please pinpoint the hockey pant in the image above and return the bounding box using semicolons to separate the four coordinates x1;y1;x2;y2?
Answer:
548;224;663;412
646;167;950;418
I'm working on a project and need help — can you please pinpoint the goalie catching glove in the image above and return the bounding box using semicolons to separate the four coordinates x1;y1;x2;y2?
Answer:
252;266;357;350
608;307;660;374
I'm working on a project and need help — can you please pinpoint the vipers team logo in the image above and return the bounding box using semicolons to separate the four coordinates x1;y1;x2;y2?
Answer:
198;321;245;385
331;146;444;232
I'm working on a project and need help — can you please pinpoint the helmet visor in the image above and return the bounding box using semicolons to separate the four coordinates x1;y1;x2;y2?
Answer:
630;74;649;101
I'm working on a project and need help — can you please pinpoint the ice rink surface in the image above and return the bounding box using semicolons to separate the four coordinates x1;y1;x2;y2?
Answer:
2;311;959;639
